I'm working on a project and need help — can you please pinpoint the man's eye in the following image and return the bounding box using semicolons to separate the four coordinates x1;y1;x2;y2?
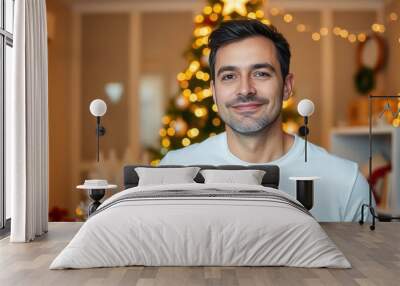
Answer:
221;74;236;81
254;71;271;78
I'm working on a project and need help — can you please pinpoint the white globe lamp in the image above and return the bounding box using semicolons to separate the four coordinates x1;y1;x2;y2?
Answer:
89;99;107;162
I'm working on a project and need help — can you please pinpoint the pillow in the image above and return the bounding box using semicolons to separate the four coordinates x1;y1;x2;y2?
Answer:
200;169;266;185
135;167;201;186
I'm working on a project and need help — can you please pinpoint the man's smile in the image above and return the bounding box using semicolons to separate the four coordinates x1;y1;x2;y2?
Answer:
230;102;264;113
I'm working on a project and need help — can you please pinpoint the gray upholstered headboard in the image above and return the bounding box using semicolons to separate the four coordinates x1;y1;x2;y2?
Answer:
123;165;280;189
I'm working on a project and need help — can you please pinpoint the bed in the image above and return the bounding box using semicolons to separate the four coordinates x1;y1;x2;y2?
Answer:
50;165;350;269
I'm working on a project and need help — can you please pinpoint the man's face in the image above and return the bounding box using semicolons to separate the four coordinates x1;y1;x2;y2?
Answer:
211;36;293;135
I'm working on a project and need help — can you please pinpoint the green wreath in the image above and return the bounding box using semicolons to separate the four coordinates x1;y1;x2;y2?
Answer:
354;67;375;94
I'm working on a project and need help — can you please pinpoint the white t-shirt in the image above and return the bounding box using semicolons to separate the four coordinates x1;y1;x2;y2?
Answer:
160;132;372;222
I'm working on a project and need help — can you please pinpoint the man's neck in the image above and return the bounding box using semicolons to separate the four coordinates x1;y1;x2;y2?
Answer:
226;118;295;163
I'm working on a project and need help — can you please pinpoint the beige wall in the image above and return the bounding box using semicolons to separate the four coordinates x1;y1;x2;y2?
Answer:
386;1;400;96
47;0;73;215
141;11;194;108
273;11;322;146
79;12;194;164
81;14;131;162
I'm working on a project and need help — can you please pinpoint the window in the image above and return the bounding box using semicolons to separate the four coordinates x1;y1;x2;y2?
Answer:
139;75;164;149
0;0;14;232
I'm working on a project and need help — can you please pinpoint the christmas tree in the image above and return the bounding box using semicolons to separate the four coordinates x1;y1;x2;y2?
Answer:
151;0;301;165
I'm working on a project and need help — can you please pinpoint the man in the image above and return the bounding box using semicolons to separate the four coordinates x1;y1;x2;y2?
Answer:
160;19;371;222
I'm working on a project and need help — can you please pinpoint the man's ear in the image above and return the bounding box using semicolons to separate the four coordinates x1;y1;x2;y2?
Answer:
283;73;294;101
211;80;216;104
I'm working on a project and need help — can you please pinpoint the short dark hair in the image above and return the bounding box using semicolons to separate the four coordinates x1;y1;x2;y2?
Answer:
208;19;291;81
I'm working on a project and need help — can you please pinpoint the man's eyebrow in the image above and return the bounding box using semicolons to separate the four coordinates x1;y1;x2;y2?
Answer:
216;65;237;77
251;63;276;73
216;63;276;77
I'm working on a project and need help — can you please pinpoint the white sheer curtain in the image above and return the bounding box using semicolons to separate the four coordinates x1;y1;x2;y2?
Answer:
7;0;49;242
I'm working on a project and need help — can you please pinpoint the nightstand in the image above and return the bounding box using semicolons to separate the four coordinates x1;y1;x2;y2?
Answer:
77;183;117;216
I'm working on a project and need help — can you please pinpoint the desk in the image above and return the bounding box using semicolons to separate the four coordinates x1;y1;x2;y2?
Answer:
0;222;399;286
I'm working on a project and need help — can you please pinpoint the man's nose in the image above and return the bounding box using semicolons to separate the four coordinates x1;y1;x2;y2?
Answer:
238;76;256;96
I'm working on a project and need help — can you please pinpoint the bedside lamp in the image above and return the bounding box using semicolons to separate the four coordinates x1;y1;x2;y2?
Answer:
89;99;107;162
297;99;315;163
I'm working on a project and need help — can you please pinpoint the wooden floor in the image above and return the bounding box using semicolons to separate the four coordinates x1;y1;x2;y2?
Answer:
0;222;399;286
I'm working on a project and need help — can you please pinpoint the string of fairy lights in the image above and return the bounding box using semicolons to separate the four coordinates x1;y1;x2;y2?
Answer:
267;6;399;44
261;5;400;127
192;0;400;44
156;0;400;163
269;4;400;128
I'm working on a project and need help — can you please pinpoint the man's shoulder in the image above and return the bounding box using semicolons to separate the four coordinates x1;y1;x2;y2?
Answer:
160;132;225;165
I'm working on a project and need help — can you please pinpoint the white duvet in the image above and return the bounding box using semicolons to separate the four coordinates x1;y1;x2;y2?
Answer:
50;183;351;269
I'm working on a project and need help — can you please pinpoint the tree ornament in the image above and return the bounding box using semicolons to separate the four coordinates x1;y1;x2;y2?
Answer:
222;0;250;16
174;117;188;137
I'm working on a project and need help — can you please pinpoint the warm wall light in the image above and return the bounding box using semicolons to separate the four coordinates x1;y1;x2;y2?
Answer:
89;99;107;162
297;99;315;163
297;99;315;117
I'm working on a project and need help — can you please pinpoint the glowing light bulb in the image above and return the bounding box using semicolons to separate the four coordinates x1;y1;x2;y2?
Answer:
270;7;279;16
320;27;328;36
159;128;167;137
312;33;321;41
194;14;204;23
283;14;293;23
203;6;213;15
348;34;357;43
162;138;171;148
297;24;306;32
357;33;367;42
162;115;171;125
182;138;191;146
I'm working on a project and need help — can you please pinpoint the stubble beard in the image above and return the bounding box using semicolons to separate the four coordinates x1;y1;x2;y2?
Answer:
215;93;282;136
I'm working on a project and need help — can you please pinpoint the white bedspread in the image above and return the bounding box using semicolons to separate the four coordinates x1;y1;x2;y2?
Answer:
50;183;351;269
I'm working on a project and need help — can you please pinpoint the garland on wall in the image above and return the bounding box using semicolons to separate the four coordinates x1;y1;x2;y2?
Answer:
354;67;375;94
